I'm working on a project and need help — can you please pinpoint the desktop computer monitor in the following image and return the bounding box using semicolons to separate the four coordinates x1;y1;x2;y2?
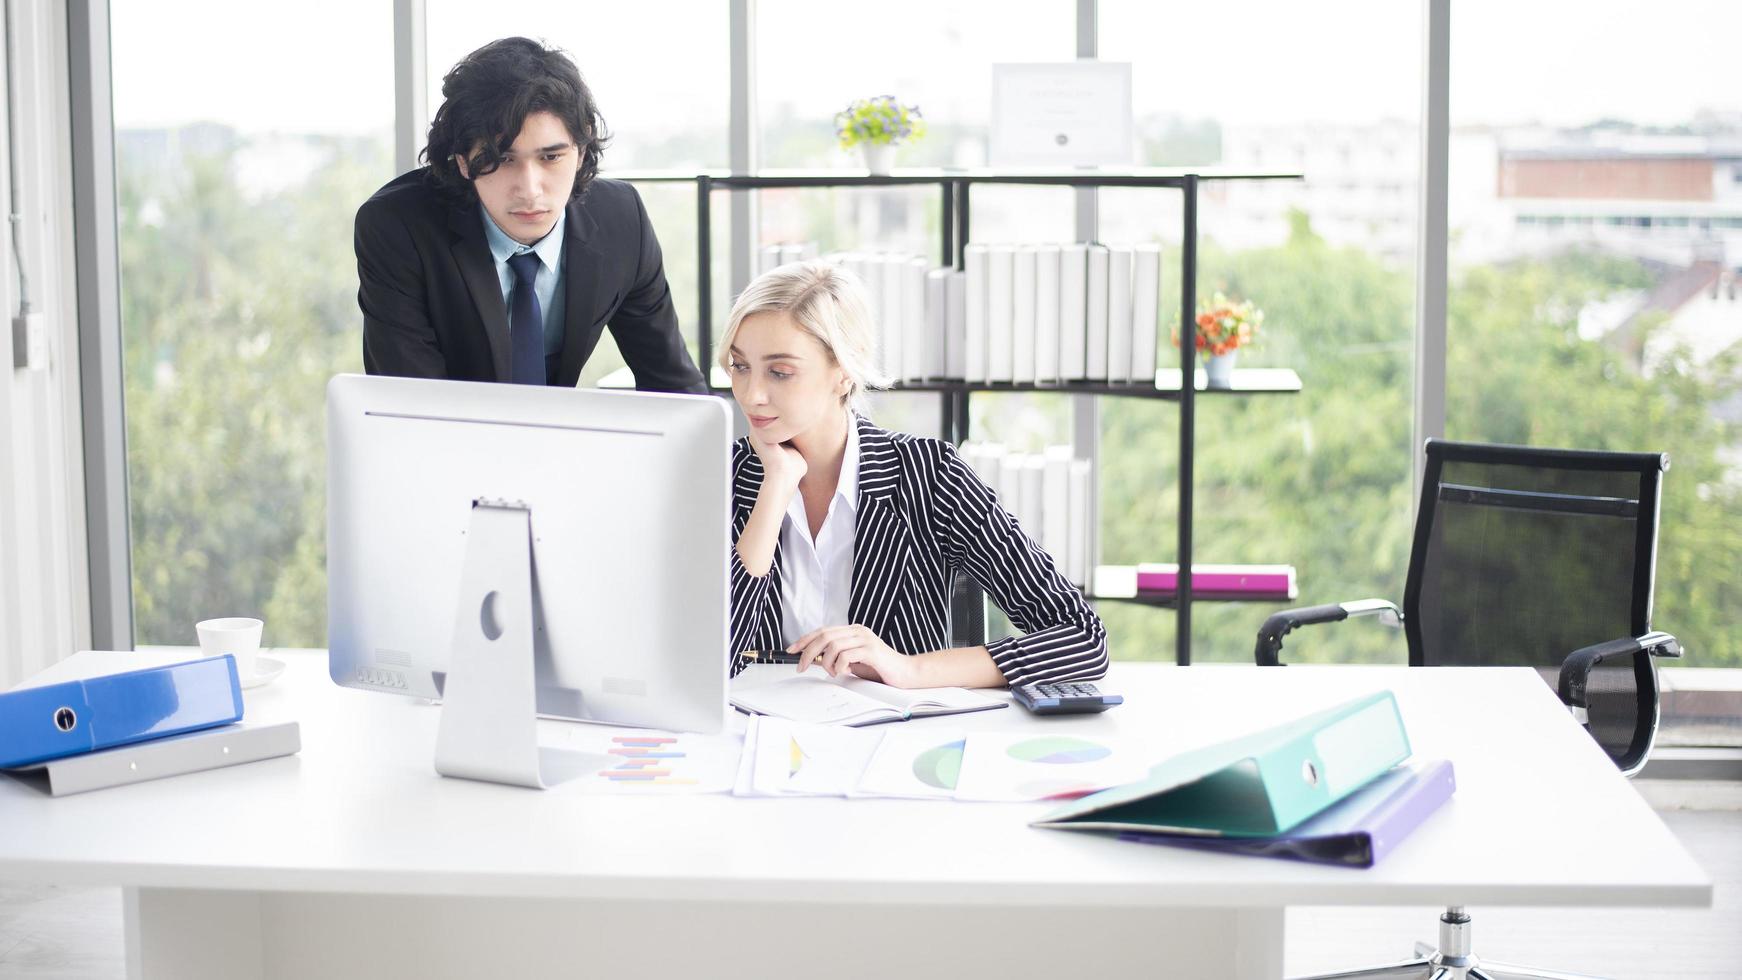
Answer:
325;373;731;735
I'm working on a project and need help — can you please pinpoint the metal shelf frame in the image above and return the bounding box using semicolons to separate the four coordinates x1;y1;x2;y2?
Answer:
621;167;1304;665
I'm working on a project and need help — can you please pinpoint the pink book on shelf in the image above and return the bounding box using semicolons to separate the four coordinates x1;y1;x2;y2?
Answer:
1135;563;1296;594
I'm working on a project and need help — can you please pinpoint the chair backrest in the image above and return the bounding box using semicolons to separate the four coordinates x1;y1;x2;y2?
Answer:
949;571;988;648
1403;440;1668;770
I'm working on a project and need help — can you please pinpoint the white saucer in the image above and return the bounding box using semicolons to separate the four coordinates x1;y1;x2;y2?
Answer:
240;656;286;690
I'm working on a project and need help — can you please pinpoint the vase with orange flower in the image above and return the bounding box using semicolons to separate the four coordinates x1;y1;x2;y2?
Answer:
1188;292;1262;389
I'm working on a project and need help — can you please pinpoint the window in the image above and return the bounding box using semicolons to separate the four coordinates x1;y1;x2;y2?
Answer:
111;0;394;646
1097;0;1422;663
1449;1;1742;742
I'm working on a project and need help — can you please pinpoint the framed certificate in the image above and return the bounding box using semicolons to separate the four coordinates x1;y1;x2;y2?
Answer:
990;62;1134;167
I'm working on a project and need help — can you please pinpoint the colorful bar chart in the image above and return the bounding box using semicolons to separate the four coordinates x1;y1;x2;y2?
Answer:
597;735;700;786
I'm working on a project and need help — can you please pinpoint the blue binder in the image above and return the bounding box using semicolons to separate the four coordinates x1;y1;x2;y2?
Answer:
0;655;244;769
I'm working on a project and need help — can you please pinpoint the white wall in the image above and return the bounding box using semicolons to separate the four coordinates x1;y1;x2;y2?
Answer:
0;0;91;688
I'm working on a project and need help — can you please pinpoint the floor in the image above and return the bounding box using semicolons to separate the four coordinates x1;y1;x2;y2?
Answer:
2;809;1737;979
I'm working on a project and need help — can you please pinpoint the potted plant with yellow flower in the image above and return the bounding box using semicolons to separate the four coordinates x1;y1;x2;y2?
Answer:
834;95;925;175
1180;291;1263;389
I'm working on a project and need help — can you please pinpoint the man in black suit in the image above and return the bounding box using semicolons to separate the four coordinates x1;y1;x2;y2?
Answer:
355;37;707;393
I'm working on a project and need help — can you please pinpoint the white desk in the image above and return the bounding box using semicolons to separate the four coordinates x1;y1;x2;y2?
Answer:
0;652;1712;980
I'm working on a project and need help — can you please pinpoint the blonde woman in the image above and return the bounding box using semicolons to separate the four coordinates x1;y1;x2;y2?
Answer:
723;260;1108;689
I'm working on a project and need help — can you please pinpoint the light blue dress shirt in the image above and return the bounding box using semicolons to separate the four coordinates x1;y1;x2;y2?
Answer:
480;205;567;357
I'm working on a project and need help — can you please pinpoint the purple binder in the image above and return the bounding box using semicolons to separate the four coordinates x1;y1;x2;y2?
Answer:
1117;759;1455;868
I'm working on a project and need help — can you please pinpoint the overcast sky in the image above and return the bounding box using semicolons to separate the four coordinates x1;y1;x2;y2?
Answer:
110;1;1740;137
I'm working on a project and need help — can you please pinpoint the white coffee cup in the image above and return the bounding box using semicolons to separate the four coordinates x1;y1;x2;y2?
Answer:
196;617;264;679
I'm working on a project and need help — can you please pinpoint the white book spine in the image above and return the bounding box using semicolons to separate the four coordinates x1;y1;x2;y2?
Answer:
1085;245;1110;381
1107;245;1134;385
945;270;967;379
1042;447;1072;570
968;442;1006;496
1012;246;1037;385
843;254;871;314
998;453;1025;519
879;255;904;382
1059;243;1089;380
926;268;951;382
904;258;928;383
1034;245;1062;383
1131;244;1161;386
964;245;989;383
758;244;783;277
841;255;874;368
987;245;1016;383
1068;459;1093;588
1018;457;1047;545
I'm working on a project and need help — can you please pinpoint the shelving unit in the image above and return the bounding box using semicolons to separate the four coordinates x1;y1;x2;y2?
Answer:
614;167;1304;665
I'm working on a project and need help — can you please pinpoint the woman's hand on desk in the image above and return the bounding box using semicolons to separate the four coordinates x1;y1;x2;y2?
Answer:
789;625;916;688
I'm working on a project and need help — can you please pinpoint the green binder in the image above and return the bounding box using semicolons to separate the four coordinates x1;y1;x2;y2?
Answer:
1033;690;1411;838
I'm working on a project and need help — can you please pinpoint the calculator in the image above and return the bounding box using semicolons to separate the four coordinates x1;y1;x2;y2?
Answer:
1012;681;1123;715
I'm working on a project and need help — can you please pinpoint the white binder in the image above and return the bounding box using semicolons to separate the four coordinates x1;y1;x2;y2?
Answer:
1068;458;1093;587
1035;245;1062;383
1085;244;1110;381
6;722;301;797
964;245;989;383
879;255;905;382
987;245;1016;382
903;257;928;383
927;267;951;381
1107;245;1134;384
945;270;967;380
1012;245;1037;384
998;453;1026;517
757;244;783;276
1131;244;1161;385
1059;243;1089;381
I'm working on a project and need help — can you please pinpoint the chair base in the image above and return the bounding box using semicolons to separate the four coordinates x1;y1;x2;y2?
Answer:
1289;906;1608;980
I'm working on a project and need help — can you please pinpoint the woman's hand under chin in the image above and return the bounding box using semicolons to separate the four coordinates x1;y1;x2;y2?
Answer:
747;429;807;495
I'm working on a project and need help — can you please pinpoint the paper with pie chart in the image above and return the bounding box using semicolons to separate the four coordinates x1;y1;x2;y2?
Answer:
747;717;884;797
952;733;1146;802
852;729;968;800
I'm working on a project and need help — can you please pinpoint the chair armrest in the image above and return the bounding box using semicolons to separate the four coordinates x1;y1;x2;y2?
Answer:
1557;631;1680;721
1254;599;1402;666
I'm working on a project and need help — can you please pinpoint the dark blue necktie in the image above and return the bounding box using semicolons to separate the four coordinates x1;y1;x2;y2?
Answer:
507;251;546;385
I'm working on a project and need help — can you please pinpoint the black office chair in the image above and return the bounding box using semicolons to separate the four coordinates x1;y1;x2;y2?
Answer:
1255;439;1681;980
949;571;988;648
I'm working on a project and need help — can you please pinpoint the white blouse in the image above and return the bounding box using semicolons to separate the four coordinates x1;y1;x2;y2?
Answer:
778;416;860;647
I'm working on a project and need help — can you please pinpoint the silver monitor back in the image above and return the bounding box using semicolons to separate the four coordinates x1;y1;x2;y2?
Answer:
326;374;730;734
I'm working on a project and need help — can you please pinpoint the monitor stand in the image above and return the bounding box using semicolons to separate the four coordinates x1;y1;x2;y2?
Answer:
433;499;594;789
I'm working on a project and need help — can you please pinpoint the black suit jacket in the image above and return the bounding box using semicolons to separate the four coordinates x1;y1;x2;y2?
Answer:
354;170;707;392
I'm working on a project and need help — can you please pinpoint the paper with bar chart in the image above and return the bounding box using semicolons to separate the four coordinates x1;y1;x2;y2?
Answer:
953;733;1146;802
852;729;968;800
747;718;884;797
560;727;743;794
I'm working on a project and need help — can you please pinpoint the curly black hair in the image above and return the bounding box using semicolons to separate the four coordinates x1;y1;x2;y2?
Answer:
420;37;610;203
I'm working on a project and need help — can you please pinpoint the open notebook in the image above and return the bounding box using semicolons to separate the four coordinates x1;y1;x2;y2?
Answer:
730;666;1007;727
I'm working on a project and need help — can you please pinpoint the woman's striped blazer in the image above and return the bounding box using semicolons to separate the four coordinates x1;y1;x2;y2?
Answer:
729;415;1109;688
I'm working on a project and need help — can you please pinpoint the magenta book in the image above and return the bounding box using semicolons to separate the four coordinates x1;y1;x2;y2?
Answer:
1135;563;1296;595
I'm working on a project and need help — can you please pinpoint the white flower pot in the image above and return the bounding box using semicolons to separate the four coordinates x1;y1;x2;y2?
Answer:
860;143;894;175
1204;350;1238;389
